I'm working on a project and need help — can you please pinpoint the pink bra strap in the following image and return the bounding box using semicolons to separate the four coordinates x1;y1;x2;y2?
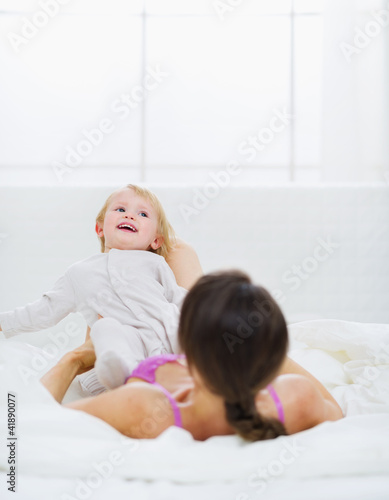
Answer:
154;382;183;428
267;384;285;424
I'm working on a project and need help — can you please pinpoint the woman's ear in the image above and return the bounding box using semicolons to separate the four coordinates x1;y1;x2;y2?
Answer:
150;235;164;250
95;222;104;238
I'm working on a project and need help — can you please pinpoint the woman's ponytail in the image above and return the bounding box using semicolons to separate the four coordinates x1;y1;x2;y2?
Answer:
224;399;286;441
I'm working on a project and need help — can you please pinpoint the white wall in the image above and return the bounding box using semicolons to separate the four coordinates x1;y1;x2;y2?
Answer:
1;184;388;327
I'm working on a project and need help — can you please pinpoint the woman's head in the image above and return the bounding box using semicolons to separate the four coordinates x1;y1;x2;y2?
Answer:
95;184;176;258
178;271;288;441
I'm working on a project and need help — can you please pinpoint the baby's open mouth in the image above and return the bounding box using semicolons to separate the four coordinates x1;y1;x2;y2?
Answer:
118;223;137;232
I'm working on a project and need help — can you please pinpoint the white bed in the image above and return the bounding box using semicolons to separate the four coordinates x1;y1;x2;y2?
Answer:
0;185;389;498
0;319;389;499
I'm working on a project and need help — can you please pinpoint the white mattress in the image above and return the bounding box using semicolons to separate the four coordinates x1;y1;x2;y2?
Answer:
0;318;388;499
0;473;388;500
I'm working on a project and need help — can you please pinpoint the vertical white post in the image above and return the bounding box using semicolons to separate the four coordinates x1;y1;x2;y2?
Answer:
140;2;147;182
322;0;360;182
290;0;295;182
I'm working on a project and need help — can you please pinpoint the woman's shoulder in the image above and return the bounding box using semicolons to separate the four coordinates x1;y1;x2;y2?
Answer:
268;374;329;433
274;373;316;397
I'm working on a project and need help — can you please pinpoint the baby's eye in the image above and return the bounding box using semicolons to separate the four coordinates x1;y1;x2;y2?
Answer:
139;212;148;218
116;208;125;212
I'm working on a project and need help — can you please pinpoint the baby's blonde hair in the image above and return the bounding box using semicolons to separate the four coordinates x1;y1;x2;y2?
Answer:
96;184;176;259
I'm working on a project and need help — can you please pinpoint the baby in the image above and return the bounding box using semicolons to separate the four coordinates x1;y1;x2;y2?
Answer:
0;184;187;394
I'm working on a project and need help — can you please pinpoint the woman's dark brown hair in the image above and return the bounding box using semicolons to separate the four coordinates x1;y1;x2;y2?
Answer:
178;270;288;442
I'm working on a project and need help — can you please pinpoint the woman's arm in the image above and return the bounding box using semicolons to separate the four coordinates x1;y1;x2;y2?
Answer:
66;382;175;438
40;338;96;403
166;238;203;290
40;352;82;403
40;339;174;438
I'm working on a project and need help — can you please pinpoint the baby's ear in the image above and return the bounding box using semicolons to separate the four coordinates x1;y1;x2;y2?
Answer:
95;222;104;238
150;235;164;250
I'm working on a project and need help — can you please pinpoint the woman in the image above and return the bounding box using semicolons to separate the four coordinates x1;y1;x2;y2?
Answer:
41;269;343;442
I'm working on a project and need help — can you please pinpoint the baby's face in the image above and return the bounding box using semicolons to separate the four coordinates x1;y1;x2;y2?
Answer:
97;188;162;253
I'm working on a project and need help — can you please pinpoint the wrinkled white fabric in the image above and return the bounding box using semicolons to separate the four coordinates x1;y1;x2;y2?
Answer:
0;319;388;490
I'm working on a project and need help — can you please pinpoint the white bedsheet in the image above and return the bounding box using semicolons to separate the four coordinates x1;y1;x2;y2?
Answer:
0;319;388;499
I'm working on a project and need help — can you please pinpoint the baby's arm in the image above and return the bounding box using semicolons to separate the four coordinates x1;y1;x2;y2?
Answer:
0;273;76;338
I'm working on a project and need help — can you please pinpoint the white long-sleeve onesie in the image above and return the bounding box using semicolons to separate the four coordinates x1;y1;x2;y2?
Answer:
0;249;187;393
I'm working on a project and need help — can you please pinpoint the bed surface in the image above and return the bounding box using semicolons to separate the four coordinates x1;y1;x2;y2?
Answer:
1;319;388;499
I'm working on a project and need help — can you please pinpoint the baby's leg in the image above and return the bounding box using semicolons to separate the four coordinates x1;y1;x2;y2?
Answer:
91;318;146;389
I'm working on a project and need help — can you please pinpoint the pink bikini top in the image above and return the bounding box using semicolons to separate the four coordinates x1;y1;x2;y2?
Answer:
125;354;185;428
125;354;285;428
267;384;285;424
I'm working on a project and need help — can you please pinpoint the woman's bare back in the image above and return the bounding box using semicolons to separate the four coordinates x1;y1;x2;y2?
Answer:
124;359;340;439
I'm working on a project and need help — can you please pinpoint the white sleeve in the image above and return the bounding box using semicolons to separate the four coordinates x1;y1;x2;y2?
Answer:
0;273;76;338
157;260;187;308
